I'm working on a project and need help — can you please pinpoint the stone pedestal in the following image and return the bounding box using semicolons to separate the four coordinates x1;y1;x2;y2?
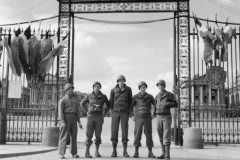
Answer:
183;127;203;149
42;126;59;147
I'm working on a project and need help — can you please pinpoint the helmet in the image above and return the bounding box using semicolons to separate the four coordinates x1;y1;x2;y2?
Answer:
138;81;147;90
92;81;101;89
64;83;74;91
117;75;126;83
156;80;166;87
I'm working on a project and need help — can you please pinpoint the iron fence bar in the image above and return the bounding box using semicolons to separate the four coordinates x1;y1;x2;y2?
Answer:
238;26;240;143
37;109;40;141
202;60;204;141
192;28;196;127
20;108;23;141
230;37;235;143
50;59;54;125
28;111;31;144
24;109;27;141
221;31;226;143
197;33;200;130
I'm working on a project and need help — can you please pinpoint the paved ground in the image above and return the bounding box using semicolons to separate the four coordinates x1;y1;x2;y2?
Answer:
1;118;240;160
1;142;240;160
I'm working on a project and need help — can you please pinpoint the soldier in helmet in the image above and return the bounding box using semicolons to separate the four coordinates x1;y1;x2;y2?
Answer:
130;81;156;158
58;83;83;159
109;75;132;157
80;81;110;158
155;80;178;160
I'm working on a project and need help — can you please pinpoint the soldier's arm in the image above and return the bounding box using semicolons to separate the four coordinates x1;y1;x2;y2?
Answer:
80;94;89;113
109;89;114;109
58;99;65;123
128;88;133;106
166;93;178;108
104;95;111;114
153;97;157;116
76;101;81;123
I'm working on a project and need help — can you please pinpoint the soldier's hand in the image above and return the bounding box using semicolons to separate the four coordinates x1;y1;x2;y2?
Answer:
61;122;66;127
78;122;84;130
132;117;135;122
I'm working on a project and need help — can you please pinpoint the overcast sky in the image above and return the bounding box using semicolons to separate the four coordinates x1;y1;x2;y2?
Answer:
0;0;240;97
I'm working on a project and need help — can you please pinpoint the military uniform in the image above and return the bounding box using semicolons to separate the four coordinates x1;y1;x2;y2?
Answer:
130;82;156;158
80;91;110;157
58;92;81;157
110;75;132;157
155;80;178;160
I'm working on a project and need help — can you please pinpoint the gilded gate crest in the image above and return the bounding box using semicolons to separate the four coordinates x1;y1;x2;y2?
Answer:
206;66;226;89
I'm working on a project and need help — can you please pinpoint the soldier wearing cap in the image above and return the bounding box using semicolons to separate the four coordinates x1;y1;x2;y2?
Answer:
130;81;156;158
109;75;132;157
80;81;110;158
155;80;178;160
58;83;83;159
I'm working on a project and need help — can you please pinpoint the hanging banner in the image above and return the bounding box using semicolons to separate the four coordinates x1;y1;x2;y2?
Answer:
206;66;226;89
8;81;22;98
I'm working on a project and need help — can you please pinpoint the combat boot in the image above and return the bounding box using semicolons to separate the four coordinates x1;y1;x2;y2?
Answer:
111;144;117;157
123;143;130;157
157;143;165;159
85;145;92;158
165;145;170;160
133;146;139;158
95;144;101;157
148;147;156;158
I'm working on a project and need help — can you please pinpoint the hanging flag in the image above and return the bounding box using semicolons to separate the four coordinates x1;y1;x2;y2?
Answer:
15;28;21;37
38;38;67;75
3;37;19;76
24;25;31;40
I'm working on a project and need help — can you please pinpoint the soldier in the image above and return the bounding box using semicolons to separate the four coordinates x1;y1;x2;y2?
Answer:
58;83;83;159
130;81;156;158
109;75;132;157
155;80;178;160
80;81;110;158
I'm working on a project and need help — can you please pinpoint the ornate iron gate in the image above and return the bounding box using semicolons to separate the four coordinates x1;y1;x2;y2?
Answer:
58;0;191;146
189;24;240;144
0;27;60;143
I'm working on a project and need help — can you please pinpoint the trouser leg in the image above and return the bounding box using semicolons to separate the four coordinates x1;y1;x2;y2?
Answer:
156;115;164;144
111;111;120;144
58;115;72;155
133;116;144;147
70;115;78;155
85;115;95;146
144;116;154;148
121;112;129;144
94;115;103;145
121;112;129;157
163;115;172;146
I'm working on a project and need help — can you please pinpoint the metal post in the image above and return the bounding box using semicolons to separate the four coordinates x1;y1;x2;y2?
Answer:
55;1;61;126
187;1;191;127
177;2;181;146
173;12;177;146
71;13;75;84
